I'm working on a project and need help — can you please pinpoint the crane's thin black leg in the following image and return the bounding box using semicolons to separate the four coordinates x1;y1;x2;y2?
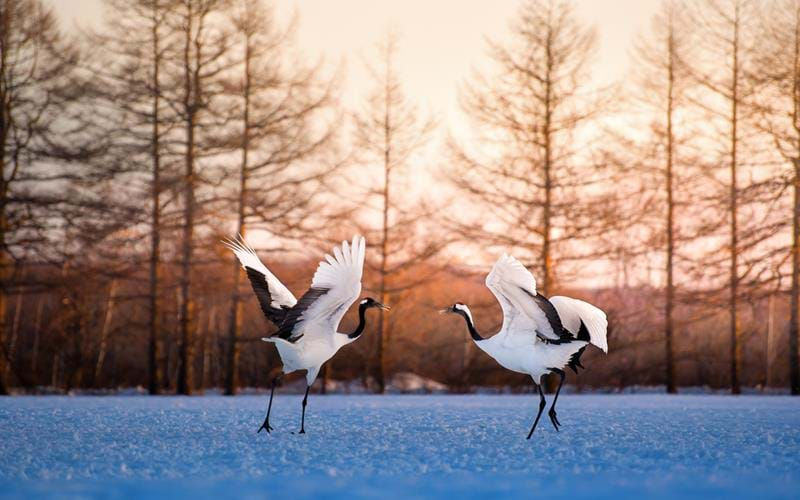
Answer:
298;384;311;434
258;374;282;434
548;368;565;432
526;383;547;440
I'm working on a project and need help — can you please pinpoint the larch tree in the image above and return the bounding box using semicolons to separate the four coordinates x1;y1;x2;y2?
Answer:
691;0;757;394
223;0;339;395
352;34;439;393
750;0;800;395
89;0;178;394
166;0;233;395
144;0;170;396
630;0;696;393
0;0;86;394
446;0;610;297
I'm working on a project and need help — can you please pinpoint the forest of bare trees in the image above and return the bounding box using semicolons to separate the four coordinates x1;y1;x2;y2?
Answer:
1;0;799;396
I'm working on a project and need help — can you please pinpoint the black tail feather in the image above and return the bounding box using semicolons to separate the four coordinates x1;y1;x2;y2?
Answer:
567;345;587;374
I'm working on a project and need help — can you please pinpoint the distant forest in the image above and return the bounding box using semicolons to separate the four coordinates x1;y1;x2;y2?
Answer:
1;0;799;395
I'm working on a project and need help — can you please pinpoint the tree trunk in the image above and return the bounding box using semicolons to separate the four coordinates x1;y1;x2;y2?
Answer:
51;353;60;389
0;6;9;395
791;156;800;395
177;117;196;396
199;305;214;392
790;10;800;396
3;292;21;386
225;33;251;396
542;25;557;394
0;214;7;395
31;296;43;376
177;1;197;395
93;281;117;387
375;52;392;394
148;1;163;395
541;24;554;297
729;8;741;395
225;236;244;395
665;27;677;394
376;175;389;394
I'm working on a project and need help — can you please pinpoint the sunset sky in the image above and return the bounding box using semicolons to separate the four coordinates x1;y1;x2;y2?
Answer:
7;1;797;405
53;0;662;136
50;0;667;280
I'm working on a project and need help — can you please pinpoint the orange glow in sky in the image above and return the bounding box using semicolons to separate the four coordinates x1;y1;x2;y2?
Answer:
51;0;667;283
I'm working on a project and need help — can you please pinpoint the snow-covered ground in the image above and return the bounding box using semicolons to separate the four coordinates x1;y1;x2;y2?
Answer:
1;395;798;498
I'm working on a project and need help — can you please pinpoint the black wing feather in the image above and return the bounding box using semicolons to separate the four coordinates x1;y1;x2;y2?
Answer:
272;287;330;342
518;287;575;343
530;293;570;339
575;319;591;342
245;266;290;326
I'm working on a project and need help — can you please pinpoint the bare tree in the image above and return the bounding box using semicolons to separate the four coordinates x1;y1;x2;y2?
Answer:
352;34;439;393
691;0;757;394
222;0;339;395
751;0;800;395
145;0;168;396
446;0;610;295
631;0;697;393
0;0;86;394
89;0;179;394
166;0;233;395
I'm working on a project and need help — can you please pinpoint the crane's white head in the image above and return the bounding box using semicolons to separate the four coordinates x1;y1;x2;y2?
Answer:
439;303;473;324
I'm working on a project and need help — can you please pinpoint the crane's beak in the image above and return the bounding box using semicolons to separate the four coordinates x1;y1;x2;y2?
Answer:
377;302;391;311
438;307;453;315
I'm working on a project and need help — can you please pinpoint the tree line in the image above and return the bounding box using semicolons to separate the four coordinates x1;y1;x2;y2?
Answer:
1;0;798;395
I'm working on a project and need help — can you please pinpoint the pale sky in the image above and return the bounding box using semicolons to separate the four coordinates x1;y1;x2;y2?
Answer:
52;0;662;137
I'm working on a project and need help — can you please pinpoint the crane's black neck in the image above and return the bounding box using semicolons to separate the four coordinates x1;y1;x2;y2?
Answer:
348;302;370;339
457;309;483;342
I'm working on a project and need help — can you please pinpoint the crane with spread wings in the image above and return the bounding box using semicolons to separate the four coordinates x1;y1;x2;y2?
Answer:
225;235;388;434
440;253;608;439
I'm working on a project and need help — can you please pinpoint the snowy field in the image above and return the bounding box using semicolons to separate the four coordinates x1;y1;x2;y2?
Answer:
1;395;798;499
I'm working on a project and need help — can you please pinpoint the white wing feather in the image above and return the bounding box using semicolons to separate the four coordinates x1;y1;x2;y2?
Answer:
295;236;366;340
485;253;555;342
486;253;537;296
223;235;297;308
549;296;609;353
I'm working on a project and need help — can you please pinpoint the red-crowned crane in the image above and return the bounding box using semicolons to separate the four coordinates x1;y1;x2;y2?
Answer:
440;253;608;439
225;235;388;434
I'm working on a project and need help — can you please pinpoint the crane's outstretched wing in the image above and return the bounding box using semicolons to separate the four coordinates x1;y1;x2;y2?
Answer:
274;236;365;342
224;235;297;326
485;253;570;344
549;296;609;353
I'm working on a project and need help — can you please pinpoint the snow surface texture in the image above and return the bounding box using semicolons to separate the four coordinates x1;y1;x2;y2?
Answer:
1;395;798;499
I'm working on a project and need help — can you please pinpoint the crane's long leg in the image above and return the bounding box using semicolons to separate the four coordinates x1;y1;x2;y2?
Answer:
526;384;547;440
298;384;311;434
548;368;566;432
258;374;282;434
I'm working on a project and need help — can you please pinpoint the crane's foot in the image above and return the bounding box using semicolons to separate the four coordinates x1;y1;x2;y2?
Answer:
526;418;542;439
548;408;561;432
257;420;274;434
